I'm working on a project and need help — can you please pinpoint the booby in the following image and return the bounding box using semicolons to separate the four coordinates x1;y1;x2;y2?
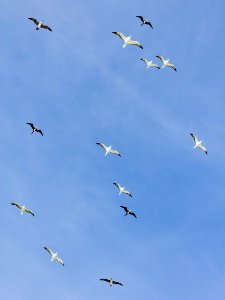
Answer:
112;32;143;49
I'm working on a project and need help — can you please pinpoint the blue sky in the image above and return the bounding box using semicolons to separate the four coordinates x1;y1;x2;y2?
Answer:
0;0;225;299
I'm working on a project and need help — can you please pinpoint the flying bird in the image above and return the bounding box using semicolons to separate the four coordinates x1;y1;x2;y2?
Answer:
120;206;137;218
26;123;43;136
11;203;34;216
96;143;121;157
136;16;153;29
100;278;123;287
113;182;132;197
190;133;208;154
28;18;52;31
140;58;160;69
156;55;177;72
112;32;143;49
44;247;64;266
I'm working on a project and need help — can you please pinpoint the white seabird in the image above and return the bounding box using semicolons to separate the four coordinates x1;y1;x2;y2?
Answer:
190;133;208;154
112;32;143;49
11;203;34;216
96;143;121;157
44;247;64;266
28;18;52;31
140;58;160;69
113;182;132;197
156;55;177;72
100;278;123;287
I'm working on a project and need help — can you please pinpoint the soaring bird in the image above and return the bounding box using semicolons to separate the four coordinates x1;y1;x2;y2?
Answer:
28;18;52;31
112;32;143;49
44;247;64;266
156;55;177;72
100;278;123;287
96;143;121;157
120;206;137;218
11;203;34;216
136;16;153;29
190;133;208;154
26;123;43;136
140;58;160;69
113;182;132;197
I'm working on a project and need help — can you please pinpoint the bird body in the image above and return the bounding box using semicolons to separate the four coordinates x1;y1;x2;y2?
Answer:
26;123;43;136
100;278;123;287
113;182;132;197
190;133;208;154
112;32;143;49
136;16;153;29
11;203;34;216
140;58;160;69
28;18;52;31
96;143;121;157
156;55;177;71
120;206;137;218
44;247;64;266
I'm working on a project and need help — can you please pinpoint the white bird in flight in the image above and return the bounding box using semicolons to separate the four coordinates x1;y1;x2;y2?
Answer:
96;143;121;157
140;58;160;69
190;133;208;154
112;32;143;49
28;18;52;31
113;182;132;197
11;203;34;216
44;247;64;266
100;278;123;287
156;55;177;72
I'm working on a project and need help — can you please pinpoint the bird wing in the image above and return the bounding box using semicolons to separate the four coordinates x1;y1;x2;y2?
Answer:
124;190;132;197
190;133;198;143
112;32;126;42
120;206;128;213
167;62;177;71
56;256;64;266
100;278;110;283
113;182;121;189
11;202;22;209
96;143;107;150
41;24;52;31
136;16;144;22
44;247;54;256
198;144;208;154
28;18;39;25
129;39;143;49
145;21;153;29
156;55;166;63
26;122;35;130
150;63;160;69
36;129;43;136
130;212;137;218
25;208;35;216
112;280;123;286
110;149;121;157
140;58;149;65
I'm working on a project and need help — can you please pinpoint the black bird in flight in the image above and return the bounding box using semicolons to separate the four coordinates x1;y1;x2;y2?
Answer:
26;123;43;136
28;18;52;31
120;206;137;218
100;278;123;287
136;16;153;29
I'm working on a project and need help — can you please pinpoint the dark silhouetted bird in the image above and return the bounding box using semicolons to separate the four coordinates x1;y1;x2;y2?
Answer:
26;123;43;136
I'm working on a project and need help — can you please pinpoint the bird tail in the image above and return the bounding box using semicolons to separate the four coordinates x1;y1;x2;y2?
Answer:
123;43;127;48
